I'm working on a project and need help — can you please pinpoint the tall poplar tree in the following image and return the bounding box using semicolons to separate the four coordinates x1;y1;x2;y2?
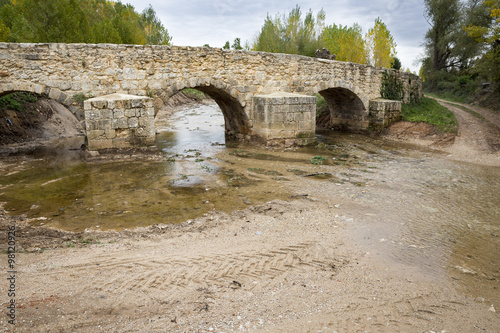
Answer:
321;23;368;64
365;17;397;68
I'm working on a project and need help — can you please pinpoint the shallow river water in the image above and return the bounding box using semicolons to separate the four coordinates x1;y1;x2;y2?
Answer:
0;103;499;307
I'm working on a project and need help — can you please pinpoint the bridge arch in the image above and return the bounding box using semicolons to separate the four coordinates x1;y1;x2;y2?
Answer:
316;86;368;131
0;81;84;121
159;78;250;139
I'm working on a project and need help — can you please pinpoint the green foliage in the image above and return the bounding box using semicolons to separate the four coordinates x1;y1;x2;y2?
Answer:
321;23;368;64
380;70;404;101
421;0;498;104
0;0;171;45
0;92;38;111
232;37;243;50
315;93;329;119
391;57;402;70
401;97;458;133
310;155;327;165
252;5;325;57
182;88;208;101
223;41;230;49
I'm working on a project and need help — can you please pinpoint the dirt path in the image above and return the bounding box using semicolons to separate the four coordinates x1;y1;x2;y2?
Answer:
386;97;500;166
436;98;500;165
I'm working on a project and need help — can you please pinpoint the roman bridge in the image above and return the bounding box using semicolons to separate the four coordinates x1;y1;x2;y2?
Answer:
0;43;422;149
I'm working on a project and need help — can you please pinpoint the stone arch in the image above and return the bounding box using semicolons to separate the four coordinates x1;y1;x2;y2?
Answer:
317;87;369;131
0;81;84;121
160;79;250;139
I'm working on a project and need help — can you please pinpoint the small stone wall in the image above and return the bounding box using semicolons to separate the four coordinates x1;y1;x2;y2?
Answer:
84;94;155;150
252;92;316;146
369;99;402;130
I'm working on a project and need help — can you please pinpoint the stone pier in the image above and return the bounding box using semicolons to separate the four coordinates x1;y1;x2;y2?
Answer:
252;92;317;146
84;94;155;150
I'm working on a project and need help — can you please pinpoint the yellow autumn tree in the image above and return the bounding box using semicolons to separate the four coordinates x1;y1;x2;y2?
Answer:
365;17;397;68
321;23;368;64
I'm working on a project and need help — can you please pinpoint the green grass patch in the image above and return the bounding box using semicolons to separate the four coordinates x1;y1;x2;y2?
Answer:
0;92;38;111
182;88;208;101
401;97;458;133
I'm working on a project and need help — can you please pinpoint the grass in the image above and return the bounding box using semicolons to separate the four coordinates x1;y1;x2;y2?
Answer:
401;97;458;133
0;92;38;111
182;88;208;101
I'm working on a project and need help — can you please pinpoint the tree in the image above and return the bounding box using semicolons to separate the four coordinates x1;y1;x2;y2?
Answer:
423;0;462;71
252;5;325;57
321;23;368;64
391;57;402;70
365;17;397;68
223;41;230;49
141;4;171;45
231;37;243;49
19;0;90;43
0;0;171;45
464;0;500;83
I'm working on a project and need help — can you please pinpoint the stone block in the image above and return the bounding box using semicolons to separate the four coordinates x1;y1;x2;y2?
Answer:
100;109;113;119
91;100;108;109
141;107;154;117
105;129;116;139
128;117;139;128
88;139;113;150
113;109;124;118
85;110;100;120
131;99;142;108
87;130;105;140
124;109;136;117
117;118;128;129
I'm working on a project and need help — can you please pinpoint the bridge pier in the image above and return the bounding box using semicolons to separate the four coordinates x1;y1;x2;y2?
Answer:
252;92;317;146
84;94;155;150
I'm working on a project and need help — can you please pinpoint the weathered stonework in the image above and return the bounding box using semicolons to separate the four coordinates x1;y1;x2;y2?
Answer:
84;94;154;150
0;43;423;147
253;92;316;146
369;99;402;130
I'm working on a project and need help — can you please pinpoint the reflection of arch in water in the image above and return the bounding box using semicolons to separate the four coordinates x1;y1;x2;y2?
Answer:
317;87;368;131
159;79;250;140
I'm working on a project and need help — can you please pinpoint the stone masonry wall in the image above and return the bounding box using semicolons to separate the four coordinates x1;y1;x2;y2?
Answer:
84;94;154;150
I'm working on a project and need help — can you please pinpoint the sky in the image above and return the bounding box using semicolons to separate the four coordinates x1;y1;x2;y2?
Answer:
125;0;429;73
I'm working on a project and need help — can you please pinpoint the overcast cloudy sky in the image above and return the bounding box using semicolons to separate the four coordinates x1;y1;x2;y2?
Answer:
125;0;429;72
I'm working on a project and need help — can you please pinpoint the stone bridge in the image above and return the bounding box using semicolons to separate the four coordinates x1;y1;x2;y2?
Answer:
0;43;422;148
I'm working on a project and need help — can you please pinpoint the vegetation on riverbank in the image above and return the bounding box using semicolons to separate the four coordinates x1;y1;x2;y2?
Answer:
420;0;499;110
0;0;170;45
401;97;458;133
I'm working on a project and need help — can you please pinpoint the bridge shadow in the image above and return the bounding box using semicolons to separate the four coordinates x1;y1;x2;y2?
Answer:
317;88;367;131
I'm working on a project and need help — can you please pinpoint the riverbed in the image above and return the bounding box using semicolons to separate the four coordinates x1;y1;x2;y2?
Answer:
0;103;498;331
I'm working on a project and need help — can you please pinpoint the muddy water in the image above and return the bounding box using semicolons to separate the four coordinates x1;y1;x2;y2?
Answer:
0;103;499;306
